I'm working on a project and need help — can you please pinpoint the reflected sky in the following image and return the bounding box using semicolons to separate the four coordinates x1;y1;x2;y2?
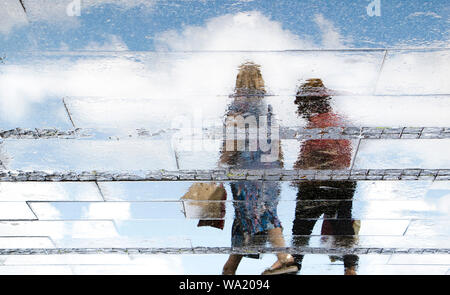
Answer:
1;50;449;129
0;180;449;275
1;61;449;274
0;253;448;275
1;0;449;52
1;0;449;275
1;1;449;129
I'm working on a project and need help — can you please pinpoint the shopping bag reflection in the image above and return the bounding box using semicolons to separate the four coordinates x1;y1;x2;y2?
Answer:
181;183;227;230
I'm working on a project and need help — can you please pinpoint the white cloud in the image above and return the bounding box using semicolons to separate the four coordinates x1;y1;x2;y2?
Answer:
0;63;67;121
70;221;120;239
0;49;385;127
376;50;450;94
1;11;447;131
82;202;131;220
0;220;119;240
155;11;315;51
0;11;374;123
313;14;350;48
437;194;450;215
66;255;184;274
0;202;37;219
29;203;62;219
0;182;103;201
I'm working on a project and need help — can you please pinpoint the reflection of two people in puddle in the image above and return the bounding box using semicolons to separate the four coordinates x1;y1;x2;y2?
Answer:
200;62;358;275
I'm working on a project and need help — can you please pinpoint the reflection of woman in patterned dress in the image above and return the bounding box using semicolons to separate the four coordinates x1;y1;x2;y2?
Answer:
221;62;297;275
292;79;359;275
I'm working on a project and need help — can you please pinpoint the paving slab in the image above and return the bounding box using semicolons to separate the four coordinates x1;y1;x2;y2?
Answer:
1;139;177;171
0;220;119;239
0;202;36;220
376;50;450;95
388;254;450;265
0;182;102;201
0;265;73;275
353;139;450;169
0;237;55;249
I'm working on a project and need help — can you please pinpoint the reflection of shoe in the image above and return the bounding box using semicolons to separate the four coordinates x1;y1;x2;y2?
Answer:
261;255;299;275
261;264;299;275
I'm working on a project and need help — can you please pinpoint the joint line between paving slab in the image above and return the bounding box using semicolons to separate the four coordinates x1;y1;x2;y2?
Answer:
18;1;26;13
350;137;362;171
62;97;76;128
174;150;180;170
1;126;450;140
95;182;106;202
25;201;40;220
373;49;388;95
0;247;448;255
402;219;414;236
1;168;449;181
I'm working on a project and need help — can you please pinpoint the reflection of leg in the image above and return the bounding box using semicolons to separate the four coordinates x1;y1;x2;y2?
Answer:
268;227;285;248
222;254;243;275
336;182;358;274
268;227;294;268
292;199;323;269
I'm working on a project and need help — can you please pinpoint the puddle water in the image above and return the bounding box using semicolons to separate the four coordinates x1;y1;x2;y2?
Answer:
1;2;449;274
1;62;449;275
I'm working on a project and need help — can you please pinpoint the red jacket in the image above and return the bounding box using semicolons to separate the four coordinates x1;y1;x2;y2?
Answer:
295;112;352;170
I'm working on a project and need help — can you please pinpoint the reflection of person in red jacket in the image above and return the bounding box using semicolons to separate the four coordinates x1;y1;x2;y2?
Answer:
292;79;359;275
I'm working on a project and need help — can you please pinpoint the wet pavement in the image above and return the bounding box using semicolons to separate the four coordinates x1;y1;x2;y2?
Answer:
1;0;449;275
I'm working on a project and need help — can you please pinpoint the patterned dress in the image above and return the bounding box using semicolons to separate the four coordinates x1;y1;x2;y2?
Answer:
222;97;283;250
